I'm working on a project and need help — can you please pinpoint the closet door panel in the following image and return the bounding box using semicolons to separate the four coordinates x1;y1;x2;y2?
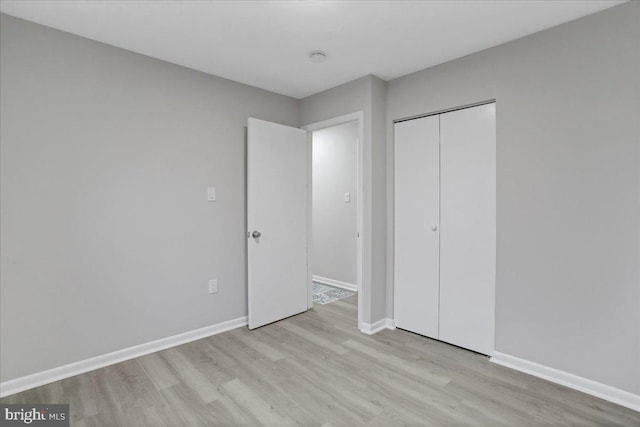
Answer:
394;116;440;338
439;103;496;355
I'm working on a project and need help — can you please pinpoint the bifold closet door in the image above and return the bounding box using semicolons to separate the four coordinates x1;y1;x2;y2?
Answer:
439;103;496;355
393;115;440;339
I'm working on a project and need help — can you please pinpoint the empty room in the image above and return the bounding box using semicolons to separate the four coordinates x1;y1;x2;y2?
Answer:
0;1;639;426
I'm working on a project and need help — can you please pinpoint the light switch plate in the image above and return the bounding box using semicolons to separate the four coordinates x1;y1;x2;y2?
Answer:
207;187;216;202
208;279;218;294
344;192;351;203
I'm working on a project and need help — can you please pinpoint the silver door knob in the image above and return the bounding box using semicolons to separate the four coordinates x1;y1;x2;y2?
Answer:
431;225;438;231
251;230;261;238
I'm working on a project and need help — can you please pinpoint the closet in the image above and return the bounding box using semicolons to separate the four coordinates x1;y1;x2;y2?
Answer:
394;102;496;356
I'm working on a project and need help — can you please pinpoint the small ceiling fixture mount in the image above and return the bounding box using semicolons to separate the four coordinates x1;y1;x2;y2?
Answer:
309;50;327;63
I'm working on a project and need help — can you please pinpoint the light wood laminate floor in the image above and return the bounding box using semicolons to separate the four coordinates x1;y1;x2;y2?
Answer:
2;295;639;426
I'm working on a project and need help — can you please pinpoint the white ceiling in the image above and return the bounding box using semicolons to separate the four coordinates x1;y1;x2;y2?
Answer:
0;0;625;99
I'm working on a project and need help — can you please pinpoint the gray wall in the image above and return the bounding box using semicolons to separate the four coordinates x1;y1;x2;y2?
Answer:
0;14;299;382
301;75;387;325
312;122;358;285
370;76;387;321
2;1;638;397
386;1;640;394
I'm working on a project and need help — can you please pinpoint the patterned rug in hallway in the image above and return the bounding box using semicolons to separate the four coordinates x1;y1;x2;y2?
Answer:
312;282;355;305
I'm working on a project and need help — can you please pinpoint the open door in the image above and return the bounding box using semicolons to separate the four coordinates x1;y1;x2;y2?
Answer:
247;118;309;329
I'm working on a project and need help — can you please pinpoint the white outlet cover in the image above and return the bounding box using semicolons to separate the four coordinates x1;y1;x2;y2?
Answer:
344;192;351;203
207;186;217;201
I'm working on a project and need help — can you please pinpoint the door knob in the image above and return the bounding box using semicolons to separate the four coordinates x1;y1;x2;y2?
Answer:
431;225;438;231
251;230;261;239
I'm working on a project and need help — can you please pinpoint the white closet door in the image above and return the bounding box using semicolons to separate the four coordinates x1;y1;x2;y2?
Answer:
394;116;440;339
439;103;496;355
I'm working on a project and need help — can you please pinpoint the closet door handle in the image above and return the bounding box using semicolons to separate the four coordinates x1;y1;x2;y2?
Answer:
431;225;438;232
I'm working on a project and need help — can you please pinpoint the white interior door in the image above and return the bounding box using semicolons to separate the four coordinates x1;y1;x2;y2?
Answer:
247;118;309;329
394;115;440;339
439;103;496;355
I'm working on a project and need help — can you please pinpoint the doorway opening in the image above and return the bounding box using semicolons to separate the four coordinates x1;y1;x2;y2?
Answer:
303;112;364;329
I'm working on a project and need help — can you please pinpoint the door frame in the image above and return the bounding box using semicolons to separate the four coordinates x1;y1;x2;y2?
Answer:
302;111;365;330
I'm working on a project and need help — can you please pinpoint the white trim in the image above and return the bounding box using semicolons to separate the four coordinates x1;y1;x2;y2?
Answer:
490;351;640;413
385;318;396;330
313;275;358;292
306;130;314;309
0;316;248;398
302;112;362;133
302;111;365;331
359;318;395;335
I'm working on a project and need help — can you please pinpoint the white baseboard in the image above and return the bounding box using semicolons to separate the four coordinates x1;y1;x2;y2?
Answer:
0;316;248;398
490;351;640;413
360;318;395;335
313;275;358;292
385;318;396;330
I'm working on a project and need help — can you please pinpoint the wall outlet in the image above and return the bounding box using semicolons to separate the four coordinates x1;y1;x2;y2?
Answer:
207;186;216;202
208;279;218;294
